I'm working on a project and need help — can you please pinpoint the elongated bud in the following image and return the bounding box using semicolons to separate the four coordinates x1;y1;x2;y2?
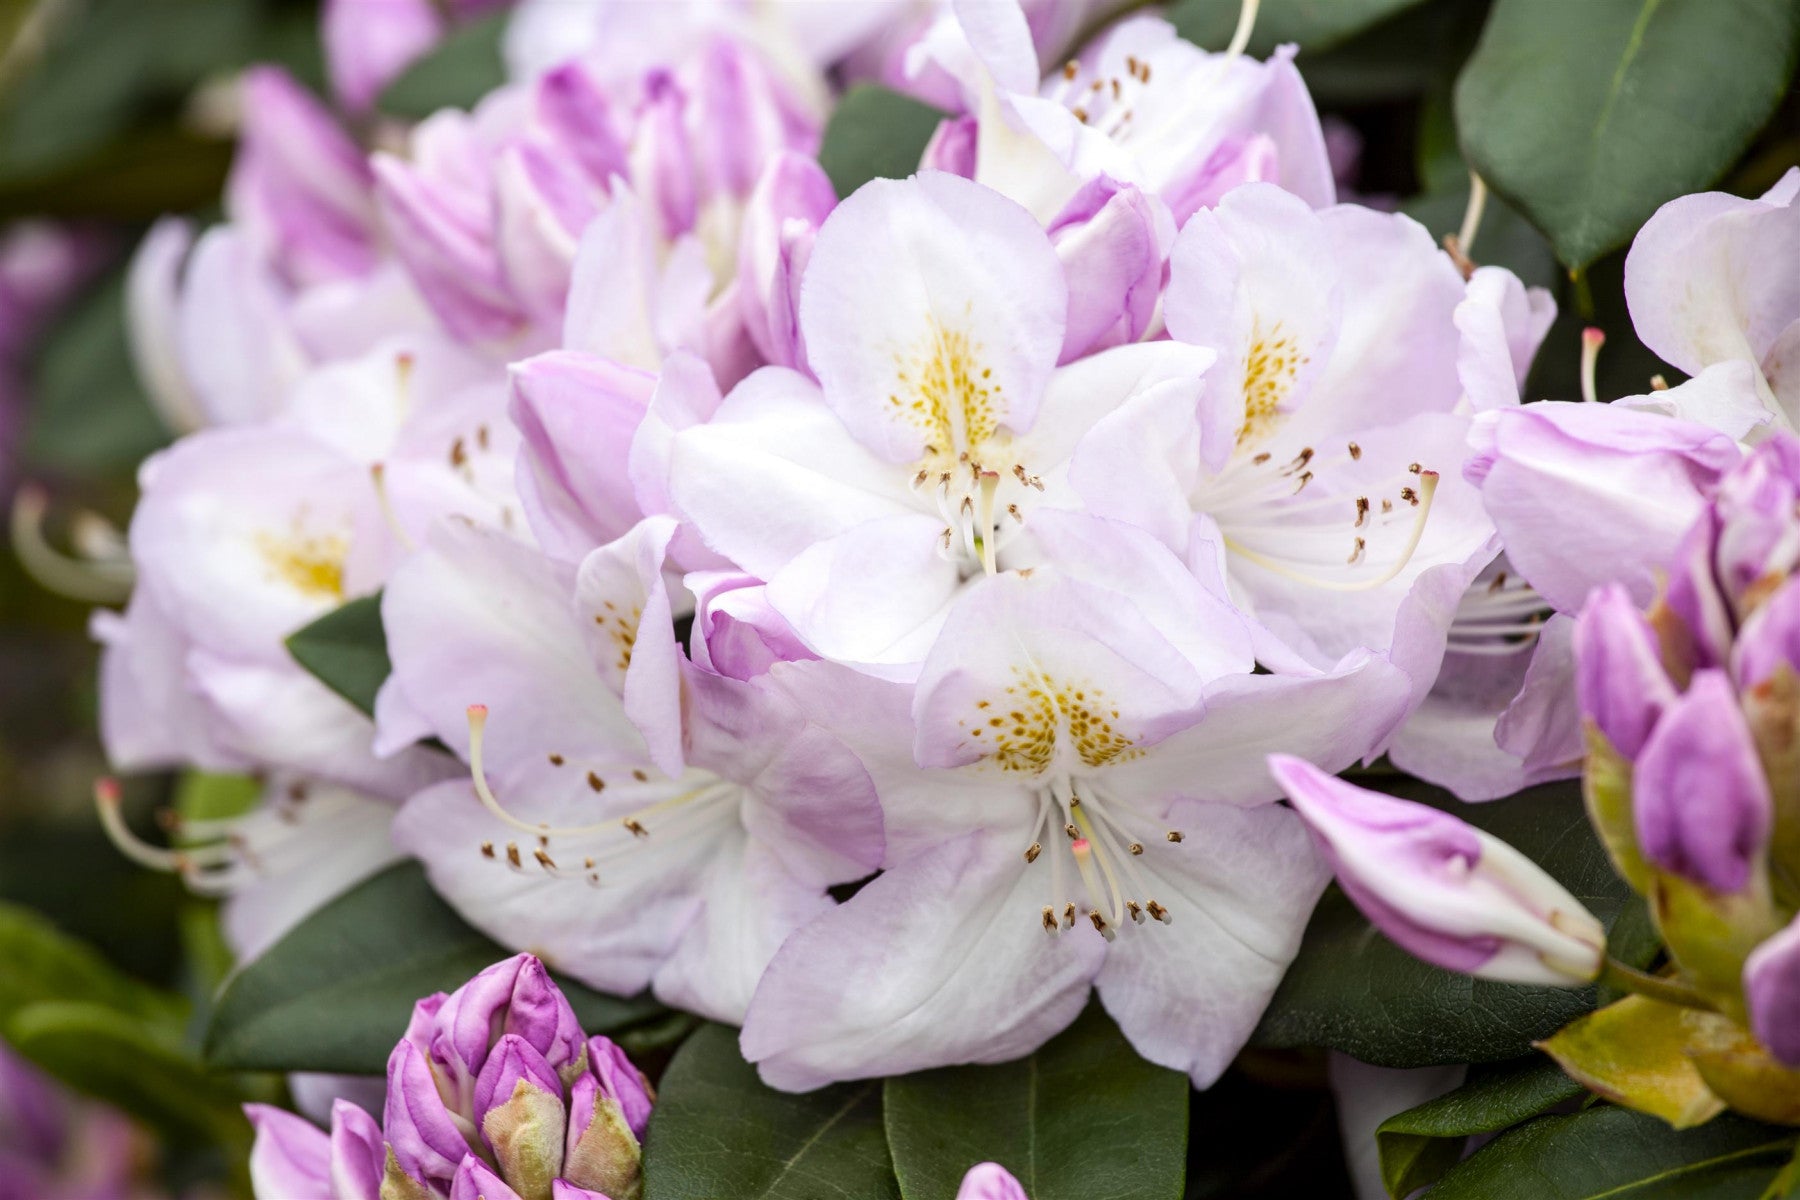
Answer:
1271;755;1605;986
1634;670;1772;895
1745;916;1800;1066
1573;583;1678;759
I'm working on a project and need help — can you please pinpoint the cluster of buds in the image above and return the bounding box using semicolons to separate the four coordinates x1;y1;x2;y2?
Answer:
248;954;654;1200
1273;434;1800;1128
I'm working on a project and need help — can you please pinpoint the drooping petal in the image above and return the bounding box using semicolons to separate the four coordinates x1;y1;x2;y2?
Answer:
740;830;1106;1091
1095;800;1328;1086
245;1104;332;1199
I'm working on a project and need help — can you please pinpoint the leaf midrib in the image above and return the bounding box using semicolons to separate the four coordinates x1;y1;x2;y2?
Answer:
756;1081;878;1199
1580;1138;1793;1199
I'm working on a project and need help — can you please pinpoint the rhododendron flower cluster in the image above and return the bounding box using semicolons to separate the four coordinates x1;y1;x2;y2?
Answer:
87;0;1549;1096
83;0;1800;1150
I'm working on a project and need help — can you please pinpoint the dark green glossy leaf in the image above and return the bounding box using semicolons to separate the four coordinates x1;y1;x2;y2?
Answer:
1167;0;1430;54
884;1005;1185;1200
0;127;233;221
285;593;390;718
0;900;186;1031
1427;1106;1794;1199
1376;1056;1584;1198
817;85;945;200
643;1022;899;1200
379;12;508;119
1455;0;1800;270
1252;778;1657;1067
23;270;170;476
5;1000;248;1149
205;862;665;1073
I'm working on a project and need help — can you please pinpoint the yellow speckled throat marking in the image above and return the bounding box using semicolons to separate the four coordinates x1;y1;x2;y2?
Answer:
255;528;347;601
965;670;1139;773
890;319;1001;452
1238;318;1308;448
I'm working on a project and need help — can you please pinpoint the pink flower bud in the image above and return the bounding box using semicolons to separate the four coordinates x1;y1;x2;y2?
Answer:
737;152;835;372
1634;670;1772;895
1745;915;1800;1066
1272;755;1605;986
1572;583;1678;758
1046;177;1172;362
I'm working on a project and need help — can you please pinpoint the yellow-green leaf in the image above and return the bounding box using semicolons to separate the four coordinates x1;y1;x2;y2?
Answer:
1538;996;1726;1129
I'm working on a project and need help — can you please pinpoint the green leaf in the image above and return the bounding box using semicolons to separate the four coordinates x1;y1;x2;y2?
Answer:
205;862;665;1073
884;1005;1186;1200
1454;0;1800;270
1376;1057;1586;1198
285;593;390;718
1426;1106;1795;1199
1252;777;1657;1067
5;1000;249;1149
23;269;170;477
1167;0;1430;54
379;12;508;119
817;85;946;200
643;1022;899;1200
0;900;186;1032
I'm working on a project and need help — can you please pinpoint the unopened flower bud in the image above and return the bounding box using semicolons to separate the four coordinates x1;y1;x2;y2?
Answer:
1634;670;1772;895
1745;916;1800;1066
957;1162;1030;1200
737;152;835;372
1272;755;1606;986
688;572;816;680
1735;577;1800;689
1046;178;1171;363
1573;583;1678;758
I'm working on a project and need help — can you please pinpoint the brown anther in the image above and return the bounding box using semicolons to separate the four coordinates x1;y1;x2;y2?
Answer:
1065;822;1080;840
505;843;523;869
476;425;490;450
1089;911;1108;934
1062;60;1079;80
632;769;649;782
450;438;467;467
1292;471;1313;493
1007;504;1023;521
624;818;649;839
1348;537;1366;565
1382;499;1394;513
1442;233;1476;280
1043;906;1059;932
1073;106;1089;123
1025;842;1042;863
1253;452;1272;465
1355;497;1370;527
1063;902;1076;928
1408;462;1423;474
586;771;605;792
1166;830;1184;843
1489;571;1509;592
534;848;557;870
1650;374;1670;391
1347;441;1362;460
1128;842;1144;855
481;841;496;858
913;469;930;488
1068;794;1082;808
1401;486;1419;506
1127;900;1145;923
1147;900;1171;924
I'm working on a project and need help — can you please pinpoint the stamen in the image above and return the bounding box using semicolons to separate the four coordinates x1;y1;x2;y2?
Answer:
1024;842;1042;863
1223;472;1441;592
1225;0;1261;56
371;463;417;552
1457;172;1488;261
1580;327;1605;404
10;486;134;604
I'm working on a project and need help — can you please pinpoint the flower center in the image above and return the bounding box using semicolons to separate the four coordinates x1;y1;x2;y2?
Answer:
255;516;349;601
1022;777;1184;941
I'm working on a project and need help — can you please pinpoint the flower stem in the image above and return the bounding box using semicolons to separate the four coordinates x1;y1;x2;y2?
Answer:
1598;957;1718;1012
